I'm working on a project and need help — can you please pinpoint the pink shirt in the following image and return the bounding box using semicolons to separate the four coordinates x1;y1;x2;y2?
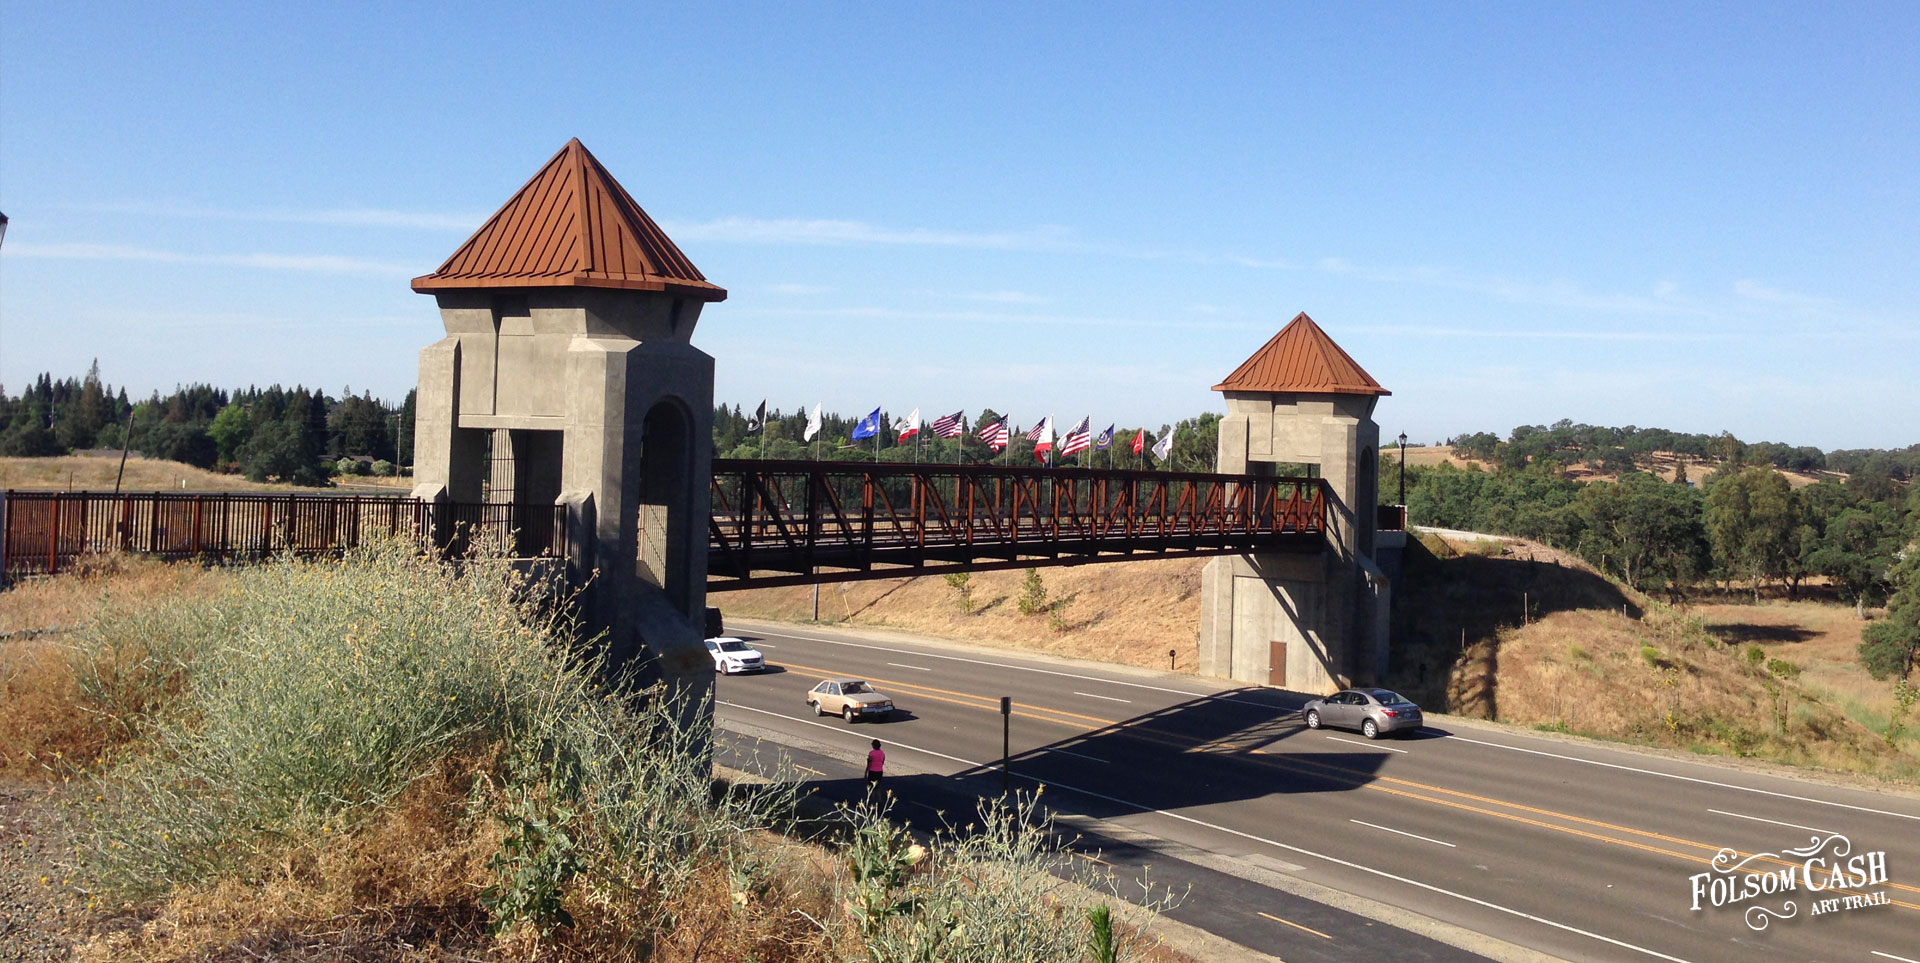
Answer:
867;748;886;773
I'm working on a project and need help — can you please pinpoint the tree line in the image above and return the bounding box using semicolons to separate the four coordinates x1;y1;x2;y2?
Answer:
1390;421;1920;680
1;363;416;486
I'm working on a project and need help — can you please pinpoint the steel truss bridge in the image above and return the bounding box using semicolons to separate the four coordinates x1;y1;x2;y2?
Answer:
706;459;1331;590
2;461;1393;584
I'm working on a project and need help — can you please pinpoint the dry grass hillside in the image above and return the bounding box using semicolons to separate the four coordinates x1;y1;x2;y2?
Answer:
1389;534;1920;781
719;558;1210;672
0;455;412;493
1403;445;1830;487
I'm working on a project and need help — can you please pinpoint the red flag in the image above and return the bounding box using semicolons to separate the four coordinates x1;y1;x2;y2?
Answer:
1131;429;1145;456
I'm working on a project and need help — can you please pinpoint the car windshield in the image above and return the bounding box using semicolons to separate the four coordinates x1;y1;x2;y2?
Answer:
842;682;873;694
718;640;751;653
1370;689;1413;705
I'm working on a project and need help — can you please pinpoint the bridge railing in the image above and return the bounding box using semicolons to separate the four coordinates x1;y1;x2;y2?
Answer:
708;459;1327;589
0;491;566;578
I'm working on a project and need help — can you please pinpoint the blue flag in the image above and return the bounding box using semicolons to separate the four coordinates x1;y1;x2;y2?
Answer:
1093;424;1115;451
851;407;883;440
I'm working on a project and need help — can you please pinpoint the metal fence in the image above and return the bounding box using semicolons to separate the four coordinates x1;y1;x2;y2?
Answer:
1;491;566;578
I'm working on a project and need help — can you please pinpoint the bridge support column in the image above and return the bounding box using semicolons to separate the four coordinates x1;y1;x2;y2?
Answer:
408;139;730;750
1196;314;1393;694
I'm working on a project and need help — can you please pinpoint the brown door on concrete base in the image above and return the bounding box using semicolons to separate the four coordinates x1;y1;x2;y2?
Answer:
1268;640;1287;687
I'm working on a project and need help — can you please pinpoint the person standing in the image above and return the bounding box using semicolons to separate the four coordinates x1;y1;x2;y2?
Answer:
866;739;886;788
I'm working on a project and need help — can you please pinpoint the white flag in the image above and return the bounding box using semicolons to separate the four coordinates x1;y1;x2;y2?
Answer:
1152;428;1175;463
803;403;823;441
892;407;921;439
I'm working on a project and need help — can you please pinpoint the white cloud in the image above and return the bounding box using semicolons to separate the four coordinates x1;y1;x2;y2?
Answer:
732;304;1255;331
1733;278;1840;311
9;241;414;276
69;201;483;231
959;290;1049;304
662;216;1083;251
767;282;836;295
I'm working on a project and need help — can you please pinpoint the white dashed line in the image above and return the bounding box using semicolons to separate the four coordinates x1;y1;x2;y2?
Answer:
1350;819;1456;848
1073;691;1133;703
1326;735;1408;753
1707;809;1836;836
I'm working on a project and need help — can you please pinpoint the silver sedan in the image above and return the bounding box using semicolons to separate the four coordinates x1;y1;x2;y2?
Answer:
1302;688;1424;739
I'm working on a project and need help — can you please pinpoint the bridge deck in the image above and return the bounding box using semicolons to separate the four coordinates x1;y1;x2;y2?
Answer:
2;461;1376;585
705;459;1329;590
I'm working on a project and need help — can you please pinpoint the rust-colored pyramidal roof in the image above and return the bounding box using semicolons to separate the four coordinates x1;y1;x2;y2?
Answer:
413;138;726;301
1213;313;1389;396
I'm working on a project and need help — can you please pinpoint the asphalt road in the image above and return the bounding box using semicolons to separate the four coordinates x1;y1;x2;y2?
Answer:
711;620;1920;963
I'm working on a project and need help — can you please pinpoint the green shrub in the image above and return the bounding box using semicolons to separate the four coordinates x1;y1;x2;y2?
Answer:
1017;568;1049;616
1766;658;1801;680
370;459;396;477
1745;644;1766;667
943;571;973;614
834;793;1176;963
1568;644;1591;662
1640;644;1661;668
80;540;797;922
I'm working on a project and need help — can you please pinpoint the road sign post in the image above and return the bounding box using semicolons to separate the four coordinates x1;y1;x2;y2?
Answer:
1000;696;1011;794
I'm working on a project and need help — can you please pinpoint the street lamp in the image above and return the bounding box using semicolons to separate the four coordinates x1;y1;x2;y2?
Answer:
1397;432;1408;506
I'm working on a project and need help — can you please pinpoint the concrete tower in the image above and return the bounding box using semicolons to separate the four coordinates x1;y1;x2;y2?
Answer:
410;139;727;696
1197;314;1394;693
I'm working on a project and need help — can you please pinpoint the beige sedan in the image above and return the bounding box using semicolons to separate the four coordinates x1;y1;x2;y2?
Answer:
806;678;895;722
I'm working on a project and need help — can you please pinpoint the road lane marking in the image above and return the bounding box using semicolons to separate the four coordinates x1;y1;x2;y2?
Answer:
760;630;1228;700
1707;809;1836;836
1048;748;1109;764
1074;691;1133;703
718;701;984;769
887;662;932;671
1872;952;1920;963
1350;819;1456;848
1256;911;1332;940
1325;735;1408;754
995;768;1698;962
759;657;1920;907
779;659;1114;728
1448;734;1920;823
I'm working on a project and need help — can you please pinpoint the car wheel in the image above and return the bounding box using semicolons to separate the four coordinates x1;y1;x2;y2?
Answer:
1305;709;1321;730
808;699;822;716
843;706;856;723
1362;718;1380;740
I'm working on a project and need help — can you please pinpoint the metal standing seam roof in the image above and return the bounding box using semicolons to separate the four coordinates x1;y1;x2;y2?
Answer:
1212;312;1390;396
411;138;727;301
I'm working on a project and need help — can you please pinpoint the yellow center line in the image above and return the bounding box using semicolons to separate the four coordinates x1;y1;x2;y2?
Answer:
763;658;1919;907
1256;910;1333;940
779;660;1106;728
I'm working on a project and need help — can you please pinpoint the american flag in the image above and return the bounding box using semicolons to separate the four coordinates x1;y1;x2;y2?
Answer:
1023;416;1052;442
1059;417;1093;456
931;410;967;439
977;415;1010;450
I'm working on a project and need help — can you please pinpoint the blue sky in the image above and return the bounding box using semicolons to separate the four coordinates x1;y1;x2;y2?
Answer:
2;2;1915;449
